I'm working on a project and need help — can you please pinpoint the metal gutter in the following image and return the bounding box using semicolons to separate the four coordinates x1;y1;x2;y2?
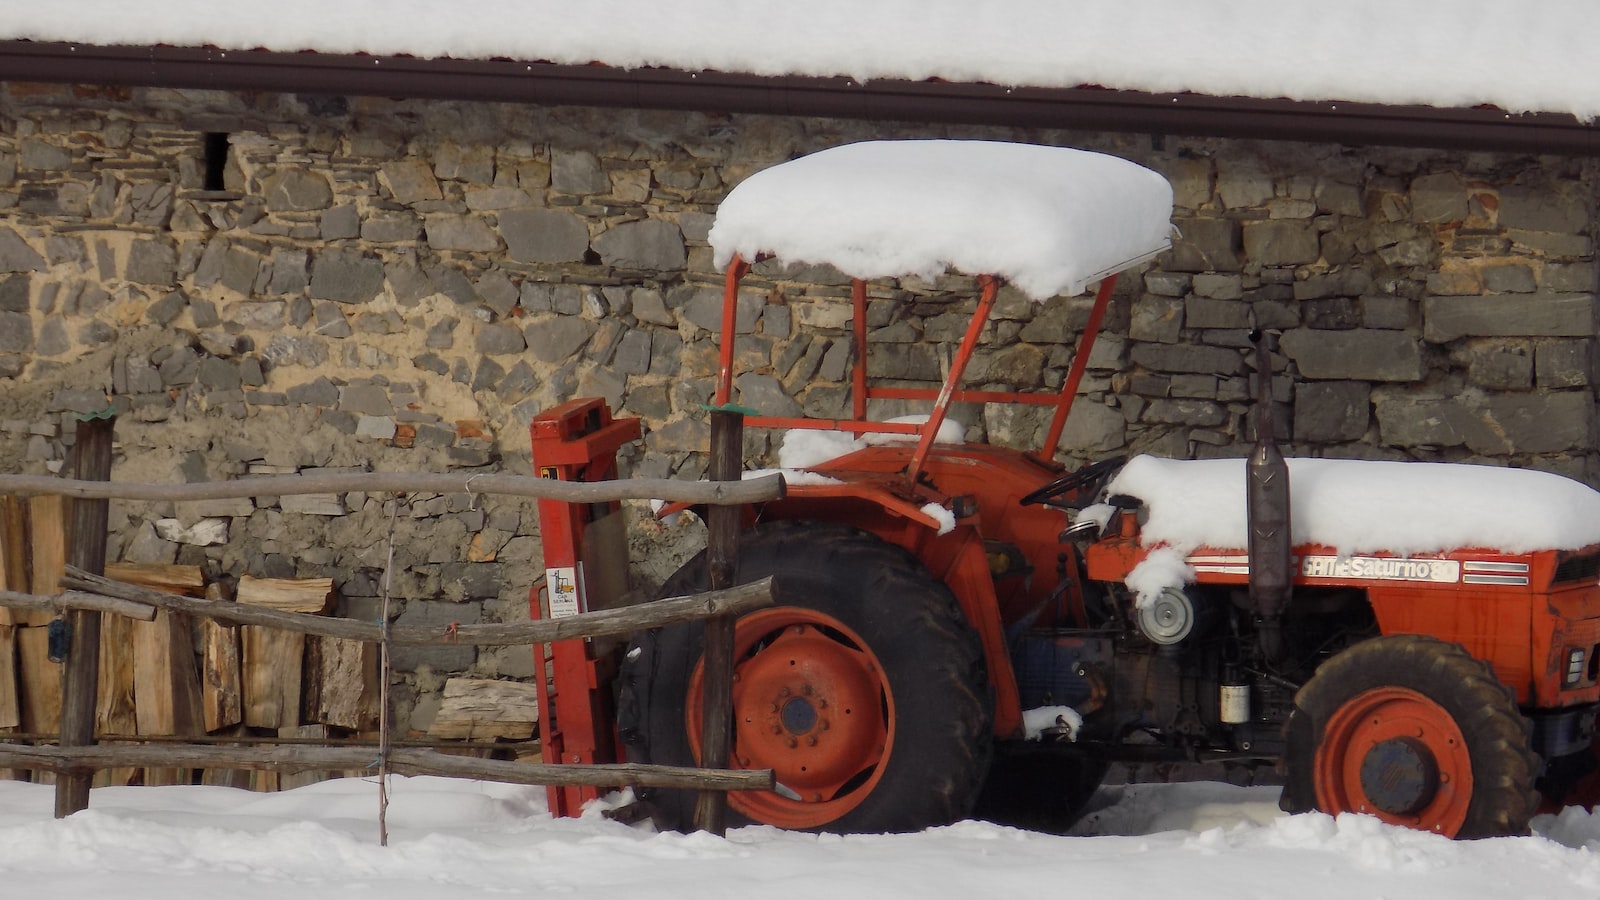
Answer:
1;40;1598;155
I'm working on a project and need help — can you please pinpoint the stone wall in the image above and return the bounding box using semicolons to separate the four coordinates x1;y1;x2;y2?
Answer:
0;82;1594;729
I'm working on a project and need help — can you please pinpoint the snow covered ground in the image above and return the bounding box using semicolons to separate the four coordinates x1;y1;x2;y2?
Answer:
1;776;1596;898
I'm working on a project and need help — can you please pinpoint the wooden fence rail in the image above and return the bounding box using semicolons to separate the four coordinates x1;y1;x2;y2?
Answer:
0;459;783;830
0;744;771;792
0;470;783;505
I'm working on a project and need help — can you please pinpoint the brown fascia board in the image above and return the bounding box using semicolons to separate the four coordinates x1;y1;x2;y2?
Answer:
2;39;1598;155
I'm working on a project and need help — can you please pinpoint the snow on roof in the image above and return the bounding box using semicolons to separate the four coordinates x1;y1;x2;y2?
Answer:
6;2;1600;120
708;141;1174;299
1107;455;1600;557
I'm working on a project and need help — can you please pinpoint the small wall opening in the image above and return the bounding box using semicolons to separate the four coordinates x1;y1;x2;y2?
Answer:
202;132;231;191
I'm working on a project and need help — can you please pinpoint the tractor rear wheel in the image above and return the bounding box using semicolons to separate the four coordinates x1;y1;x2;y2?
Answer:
1282;634;1538;838
618;520;992;833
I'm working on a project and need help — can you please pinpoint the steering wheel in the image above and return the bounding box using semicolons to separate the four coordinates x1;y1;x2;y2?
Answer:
1020;455;1127;507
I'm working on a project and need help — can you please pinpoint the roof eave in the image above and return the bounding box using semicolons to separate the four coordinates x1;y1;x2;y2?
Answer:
2;40;1597;155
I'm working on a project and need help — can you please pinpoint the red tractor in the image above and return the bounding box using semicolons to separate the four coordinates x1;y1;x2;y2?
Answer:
605;140;1600;838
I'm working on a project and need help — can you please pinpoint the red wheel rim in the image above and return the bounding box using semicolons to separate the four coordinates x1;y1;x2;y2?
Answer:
687;607;893;829
1314;686;1474;836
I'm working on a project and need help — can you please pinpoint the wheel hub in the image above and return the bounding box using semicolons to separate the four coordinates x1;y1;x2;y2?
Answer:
1358;736;1439;816
1314;685;1473;834
686;607;893;829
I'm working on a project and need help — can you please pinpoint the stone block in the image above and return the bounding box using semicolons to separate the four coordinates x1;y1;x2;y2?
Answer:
1423;293;1595;342
551;150;609;195
1280;328;1422;381
125;239;177;285
1184;297;1250;329
1293;381;1370;442
1128;343;1244;376
261;169;333;212
525;316;595;362
1498;185;1587;234
1059;400;1125;453
1314;180;1364;216
1129;296;1184;343
1242;221;1320;266
425;215;502;252
1466;342;1534;390
363;212;425;244
1164;217;1241;272
1481;264;1536;294
499;208;589;263
1536;339;1594;389
1143;271;1191;297
1375;391;1591;455
1141;398;1226;427
1191;273;1244;300
0;226;45;272
0;311;32;352
1408;172;1467;224
475;321;527;355
310;249;386;304
379;159;443;204
593;219;686;270
321;203;360;240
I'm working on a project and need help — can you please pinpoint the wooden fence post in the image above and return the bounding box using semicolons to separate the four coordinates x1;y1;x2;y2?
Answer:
56;412;115;816
695;408;744;836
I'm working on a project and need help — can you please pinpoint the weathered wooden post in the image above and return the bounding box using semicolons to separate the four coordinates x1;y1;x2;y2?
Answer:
694;407;744;835
56;410;115;817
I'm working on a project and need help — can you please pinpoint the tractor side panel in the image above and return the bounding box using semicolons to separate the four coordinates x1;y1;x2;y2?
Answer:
1367;586;1535;703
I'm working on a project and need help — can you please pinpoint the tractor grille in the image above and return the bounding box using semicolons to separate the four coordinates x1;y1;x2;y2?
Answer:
1553;552;1600;586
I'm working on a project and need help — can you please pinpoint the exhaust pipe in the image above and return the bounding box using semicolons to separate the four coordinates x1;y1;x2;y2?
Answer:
1246;329;1291;663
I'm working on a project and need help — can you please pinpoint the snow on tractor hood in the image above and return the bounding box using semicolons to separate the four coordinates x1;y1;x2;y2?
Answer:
708;140;1175;300
1107;454;1600;558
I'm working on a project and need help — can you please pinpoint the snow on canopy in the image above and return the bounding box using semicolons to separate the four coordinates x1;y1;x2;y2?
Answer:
7;2;1600;121
1108;455;1600;557
708;141;1174;299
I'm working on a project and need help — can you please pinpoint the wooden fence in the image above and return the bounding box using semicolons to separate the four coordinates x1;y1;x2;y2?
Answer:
0;410;774;836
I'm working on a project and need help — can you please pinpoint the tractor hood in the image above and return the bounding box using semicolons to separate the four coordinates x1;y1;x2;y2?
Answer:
709;140;1174;299
1107;454;1600;557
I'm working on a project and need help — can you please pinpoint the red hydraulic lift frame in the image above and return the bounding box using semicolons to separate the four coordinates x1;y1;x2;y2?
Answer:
529;397;643;817
714;254;1120;482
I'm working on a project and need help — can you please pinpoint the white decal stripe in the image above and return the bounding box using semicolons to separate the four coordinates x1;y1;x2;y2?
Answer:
1463;574;1531;586
1463;561;1531;574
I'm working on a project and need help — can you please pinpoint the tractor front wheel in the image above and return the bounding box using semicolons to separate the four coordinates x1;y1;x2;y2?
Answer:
618;521;992;833
1282;634;1538;838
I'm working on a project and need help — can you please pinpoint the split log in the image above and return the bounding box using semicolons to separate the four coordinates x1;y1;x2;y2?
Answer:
62;566;776;646
201;617;242;733
241;625;302;730
236;575;334;614
310;636;377;731
16;625;60;734
0;743;776;792
427;678;540;741
132;610;204;785
103;563;205;597
21;495;67;628
0;495;28;627
95;612;139;788
0;625;17;729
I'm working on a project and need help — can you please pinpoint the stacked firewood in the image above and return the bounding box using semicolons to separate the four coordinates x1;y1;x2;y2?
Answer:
0;493;379;789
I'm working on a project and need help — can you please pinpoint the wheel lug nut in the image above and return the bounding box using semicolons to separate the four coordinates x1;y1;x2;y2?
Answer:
802;684;814;696
787;738;798;749
770;725;782;734
778;687;791;697
806;736;817;747
818;719;830;731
